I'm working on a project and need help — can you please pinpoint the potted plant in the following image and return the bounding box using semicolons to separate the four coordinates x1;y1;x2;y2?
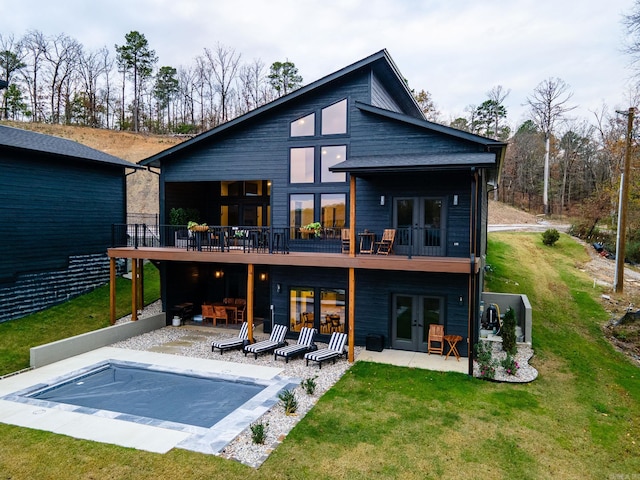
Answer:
188;221;209;232
300;221;322;238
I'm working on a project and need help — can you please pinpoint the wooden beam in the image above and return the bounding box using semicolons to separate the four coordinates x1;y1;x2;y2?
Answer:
348;267;355;362
109;257;116;325
131;259;138;321
247;263;254;343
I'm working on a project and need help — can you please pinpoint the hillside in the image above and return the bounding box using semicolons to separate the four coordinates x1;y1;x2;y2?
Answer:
1;121;185;216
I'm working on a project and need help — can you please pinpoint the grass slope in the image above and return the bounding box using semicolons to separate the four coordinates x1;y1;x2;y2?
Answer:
0;234;638;479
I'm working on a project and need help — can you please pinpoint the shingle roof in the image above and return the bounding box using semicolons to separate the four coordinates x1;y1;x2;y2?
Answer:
0;124;140;169
331;152;497;174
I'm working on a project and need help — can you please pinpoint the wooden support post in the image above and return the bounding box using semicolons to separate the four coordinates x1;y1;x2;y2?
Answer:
110;257;116;325
131;259;138;321
348;267;355;362
138;259;144;311
136;259;143;312
349;175;356;257
247;264;254;343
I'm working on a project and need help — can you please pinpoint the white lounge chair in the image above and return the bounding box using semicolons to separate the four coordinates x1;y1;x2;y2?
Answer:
305;332;347;368
274;327;317;363
211;322;251;354
243;324;288;359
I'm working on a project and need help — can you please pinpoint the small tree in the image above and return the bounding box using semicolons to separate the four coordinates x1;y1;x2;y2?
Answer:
501;307;517;355
542;228;560;246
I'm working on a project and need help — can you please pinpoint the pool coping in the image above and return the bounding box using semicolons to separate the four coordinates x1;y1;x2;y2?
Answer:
0;347;299;455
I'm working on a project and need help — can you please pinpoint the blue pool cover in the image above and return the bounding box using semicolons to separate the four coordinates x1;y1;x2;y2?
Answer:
29;364;266;428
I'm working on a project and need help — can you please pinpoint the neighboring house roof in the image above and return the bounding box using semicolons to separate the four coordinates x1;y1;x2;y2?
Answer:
0;124;140;169
139;49;423;168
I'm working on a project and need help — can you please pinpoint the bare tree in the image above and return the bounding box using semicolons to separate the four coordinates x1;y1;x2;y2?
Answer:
19;30;49;122
203;44;240;124
526;77;576;214
78;46;109;127
44;33;82;124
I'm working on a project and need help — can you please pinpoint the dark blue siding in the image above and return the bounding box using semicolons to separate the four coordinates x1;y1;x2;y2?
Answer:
371;72;403;113
0;153;126;282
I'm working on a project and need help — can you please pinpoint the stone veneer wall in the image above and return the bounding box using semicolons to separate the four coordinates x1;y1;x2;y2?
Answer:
0;254;120;323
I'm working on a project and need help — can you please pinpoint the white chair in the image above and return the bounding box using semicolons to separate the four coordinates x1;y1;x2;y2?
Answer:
243;324;288;359
274;327;317;363
211;322;252;354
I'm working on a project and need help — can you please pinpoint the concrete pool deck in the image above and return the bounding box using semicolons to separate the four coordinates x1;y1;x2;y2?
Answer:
0;347;297;455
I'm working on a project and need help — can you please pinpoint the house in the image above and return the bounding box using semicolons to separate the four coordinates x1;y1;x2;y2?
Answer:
0;125;140;322
109;50;507;375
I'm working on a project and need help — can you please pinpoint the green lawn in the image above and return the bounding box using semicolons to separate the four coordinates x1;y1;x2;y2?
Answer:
1;235;639;479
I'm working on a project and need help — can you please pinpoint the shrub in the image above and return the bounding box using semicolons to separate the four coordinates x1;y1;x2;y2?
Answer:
542;228;560;246
626;240;640;264
501;307;517;355
475;341;497;380
278;389;298;415
500;354;520;375
301;376;318;395
250;420;268;444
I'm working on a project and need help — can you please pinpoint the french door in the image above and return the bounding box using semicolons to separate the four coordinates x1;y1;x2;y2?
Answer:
392;294;443;352
394;197;444;256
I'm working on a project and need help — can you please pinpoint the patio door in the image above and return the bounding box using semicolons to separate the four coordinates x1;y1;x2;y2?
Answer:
392;294;443;352
394;197;444;256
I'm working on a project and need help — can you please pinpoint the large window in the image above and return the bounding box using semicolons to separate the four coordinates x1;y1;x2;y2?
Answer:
321;99;347;135
290;112;315;137
321;193;346;236
321;146;346;182
290;147;315;183
289;286;346;334
289;287;315;333
290;194;314;230
320;288;345;334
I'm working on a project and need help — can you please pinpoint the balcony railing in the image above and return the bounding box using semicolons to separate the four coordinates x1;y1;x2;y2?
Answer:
111;224;450;257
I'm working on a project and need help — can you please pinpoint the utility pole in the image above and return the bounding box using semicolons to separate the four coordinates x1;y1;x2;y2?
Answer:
614;107;634;293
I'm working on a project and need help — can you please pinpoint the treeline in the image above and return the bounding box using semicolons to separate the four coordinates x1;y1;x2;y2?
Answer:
1;29;639;239
0;30;302;134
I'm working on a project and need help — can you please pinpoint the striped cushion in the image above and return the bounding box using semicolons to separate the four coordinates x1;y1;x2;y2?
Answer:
211;322;250;352
274;328;317;360
244;324;288;355
305;332;347;364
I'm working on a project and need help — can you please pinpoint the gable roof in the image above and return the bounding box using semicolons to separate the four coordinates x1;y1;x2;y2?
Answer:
140;49;423;168
0;125;140;169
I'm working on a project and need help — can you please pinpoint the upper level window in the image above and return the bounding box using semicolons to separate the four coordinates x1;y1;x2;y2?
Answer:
290;147;315;183
321;146;347;183
290;112;315;137
321;99;347;135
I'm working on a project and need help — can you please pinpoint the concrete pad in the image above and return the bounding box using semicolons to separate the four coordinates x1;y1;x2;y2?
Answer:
356;350;468;374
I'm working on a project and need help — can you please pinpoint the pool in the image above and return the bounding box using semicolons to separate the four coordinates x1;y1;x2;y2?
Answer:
0;348;299;455
26;362;266;429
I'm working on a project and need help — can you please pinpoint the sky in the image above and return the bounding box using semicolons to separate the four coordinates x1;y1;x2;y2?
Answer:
2;0;638;130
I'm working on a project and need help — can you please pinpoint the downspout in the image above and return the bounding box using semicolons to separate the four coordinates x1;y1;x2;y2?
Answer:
468;167;479;376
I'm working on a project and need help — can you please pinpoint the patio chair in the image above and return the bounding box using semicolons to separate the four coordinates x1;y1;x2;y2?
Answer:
201;304;215;325
211;322;252;354
375;229;396;255
427;324;445;355
274;327;318;363
213;305;229;326
243;324;288;359
304;332;347;369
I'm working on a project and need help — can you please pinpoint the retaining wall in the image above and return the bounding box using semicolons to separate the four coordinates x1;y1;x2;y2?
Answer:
30;313;166;368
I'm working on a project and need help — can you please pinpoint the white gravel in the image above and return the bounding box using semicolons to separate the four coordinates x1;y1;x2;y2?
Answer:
473;339;538;383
